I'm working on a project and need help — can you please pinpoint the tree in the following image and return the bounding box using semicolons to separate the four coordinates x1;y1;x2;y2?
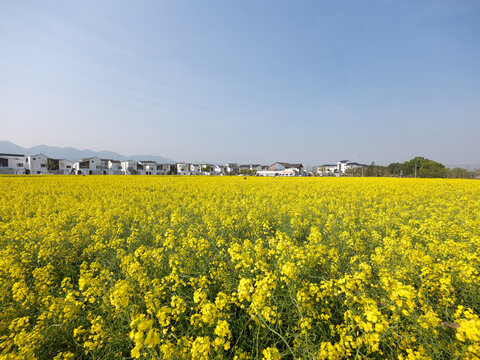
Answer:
449;167;473;179
387;162;403;176
418;159;447;178
47;158;59;171
388;157;448;178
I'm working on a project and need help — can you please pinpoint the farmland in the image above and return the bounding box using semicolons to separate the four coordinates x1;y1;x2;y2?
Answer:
0;176;479;359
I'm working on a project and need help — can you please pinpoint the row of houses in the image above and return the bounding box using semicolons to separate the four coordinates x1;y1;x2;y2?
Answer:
0;153;306;177
317;160;368;175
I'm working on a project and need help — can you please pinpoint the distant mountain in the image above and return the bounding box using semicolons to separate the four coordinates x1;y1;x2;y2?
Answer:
0;141;175;163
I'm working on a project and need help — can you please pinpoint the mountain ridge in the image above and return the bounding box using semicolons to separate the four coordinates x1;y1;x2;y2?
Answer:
0;141;175;163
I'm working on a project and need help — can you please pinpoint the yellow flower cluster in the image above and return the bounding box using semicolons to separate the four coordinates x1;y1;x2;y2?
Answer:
0;175;479;359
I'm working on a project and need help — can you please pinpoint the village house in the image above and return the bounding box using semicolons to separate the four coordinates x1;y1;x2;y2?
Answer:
0;153;26;175
317;160;367;176
225;163;238;174
317;164;338;176
198;164;214;175
26;153;48;175
121;160;138;175
257;162;304;177
107;160;123;175
188;164;201;175
58;159;74;174
343;161;366;173
176;163;190;175
74;157;103;175
238;164;265;174
156;163;170;175
214;165;225;175
139;161;158;175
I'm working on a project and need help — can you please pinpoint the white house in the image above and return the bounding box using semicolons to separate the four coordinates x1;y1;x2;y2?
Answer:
257;162;304;177
238;164;264;174
344;162;367;173
176;163;190;175
337;160;350;174
317;164;338;176
58;159;74;174
317;160;367;175
0;153;26;175
198;164;214;175
214;165;225;175
225;163;238;174
26;153;48;175
73;157;103;175
139;161;158;175
188;164;201;175
121;160;138;175
156;163;170;175
105;160;123;175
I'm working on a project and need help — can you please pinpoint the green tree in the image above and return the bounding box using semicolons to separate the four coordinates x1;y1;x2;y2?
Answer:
387;162;404;176
47;158;59;171
418;159;447;178
449;167;473;179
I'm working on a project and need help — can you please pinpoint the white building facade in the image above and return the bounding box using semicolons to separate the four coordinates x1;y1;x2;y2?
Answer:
74;157;103;175
121;160;138;175
58;159;74;174
0;153;27;175
27;153;48;175
257;162;304;177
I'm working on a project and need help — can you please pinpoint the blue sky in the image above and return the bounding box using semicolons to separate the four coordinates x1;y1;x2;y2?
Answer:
1;0;479;166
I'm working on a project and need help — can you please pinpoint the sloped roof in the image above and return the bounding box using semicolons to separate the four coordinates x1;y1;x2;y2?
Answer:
275;162;303;168
0;153;25;157
80;156;100;161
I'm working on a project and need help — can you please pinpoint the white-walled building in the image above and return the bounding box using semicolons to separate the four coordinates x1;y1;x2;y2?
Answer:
26;153;48;175
198;164;214;175
156;163;170;175
225;163;238;174
337;160;349;174
0;153;26;174
317;164;338;176
74;157;103;175
188;164;201;175
317;160;367;175
139;161;158;175
176;163;190;175
106;160;123;175
108;160;122;170
214;165;225;175
343;161;366;173
122;160;138;175
58;159;74;174
257;162;304;177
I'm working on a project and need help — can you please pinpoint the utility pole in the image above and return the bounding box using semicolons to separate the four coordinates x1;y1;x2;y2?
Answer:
414;165;417;178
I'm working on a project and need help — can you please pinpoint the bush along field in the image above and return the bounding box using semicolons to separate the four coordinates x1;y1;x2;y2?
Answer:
0;176;479;359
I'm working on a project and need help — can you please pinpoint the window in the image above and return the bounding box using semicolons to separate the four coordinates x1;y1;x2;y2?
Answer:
17;163;24;167
66;165;71;168
41;164;46;167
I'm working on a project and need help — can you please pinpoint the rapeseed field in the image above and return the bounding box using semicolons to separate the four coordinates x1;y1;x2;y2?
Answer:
0;176;479;359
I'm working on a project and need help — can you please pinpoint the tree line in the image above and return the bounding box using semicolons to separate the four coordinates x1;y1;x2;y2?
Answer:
344;157;477;179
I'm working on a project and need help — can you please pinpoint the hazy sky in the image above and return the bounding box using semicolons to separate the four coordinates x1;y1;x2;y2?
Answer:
1;0;479;166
